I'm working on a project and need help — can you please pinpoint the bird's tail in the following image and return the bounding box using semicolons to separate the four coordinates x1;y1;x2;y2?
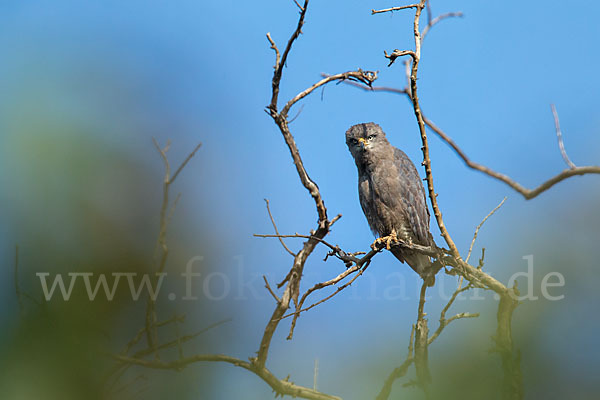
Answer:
391;248;437;286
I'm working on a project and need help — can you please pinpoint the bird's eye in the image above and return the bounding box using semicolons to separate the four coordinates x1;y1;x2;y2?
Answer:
367;134;376;140
350;138;358;145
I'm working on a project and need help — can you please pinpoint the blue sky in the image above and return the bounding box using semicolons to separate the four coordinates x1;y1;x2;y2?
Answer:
1;1;599;399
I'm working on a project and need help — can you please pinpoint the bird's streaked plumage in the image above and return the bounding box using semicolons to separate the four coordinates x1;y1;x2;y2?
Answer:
345;122;434;279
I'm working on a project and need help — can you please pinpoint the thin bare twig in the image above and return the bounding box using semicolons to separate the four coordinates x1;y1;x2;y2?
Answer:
428;283;478;345
551;104;576;169
267;0;310;112
465;197;507;263
285;261;371;339
171;142;202;184
263;275;281;303
372;4;421;15
375;326;416;400
414;281;431;386
131;319;232;360
421;12;463;41
281;69;377;117
293;0;304;12
264;199;296;256
113;354;341;400
146;140;202;355
265;33;281;71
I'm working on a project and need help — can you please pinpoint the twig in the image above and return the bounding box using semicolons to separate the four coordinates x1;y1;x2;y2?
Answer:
551;104;576;169
375;326;415;400
113;353;341;400
267;0;310;112
428;283;478;345
263;275;281;303
281;69;377;117
285;260;371;339
131;319;232;360
171;142;203;184
372;4;421;15
146;140;202;355
465;197;507;263
421;12;463;41
293;0;304;12
414;281;431;386
423;116;600;200
264;199;296;256
265;33;281;71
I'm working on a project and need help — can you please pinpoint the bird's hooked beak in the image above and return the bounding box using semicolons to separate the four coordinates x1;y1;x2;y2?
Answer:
358;137;367;149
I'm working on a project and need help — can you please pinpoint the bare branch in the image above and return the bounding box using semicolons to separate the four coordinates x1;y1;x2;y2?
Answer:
264;199;296;256
551;104;576;169
267;0;310;113
494;291;523;400
146;140;202;355
421;12;463;41
293;0;304;12
465;197;507;263
171;142;202;184
383;49;416;67
263;275;281;303
423;115;600;199
372;4;422;15
281;69;377;117
265;32;281;71
428;283;478;345
376;325;415;400
131;319;232;360
114;354;341;400
414;281;431;386
285;261;370;339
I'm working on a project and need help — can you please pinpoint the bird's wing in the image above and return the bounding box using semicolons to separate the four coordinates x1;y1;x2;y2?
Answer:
389;147;431;245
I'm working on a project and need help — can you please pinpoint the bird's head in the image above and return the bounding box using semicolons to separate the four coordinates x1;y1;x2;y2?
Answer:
345;122;389;163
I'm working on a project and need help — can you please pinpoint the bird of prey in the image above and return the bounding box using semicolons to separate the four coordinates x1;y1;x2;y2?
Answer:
345;122;435;281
